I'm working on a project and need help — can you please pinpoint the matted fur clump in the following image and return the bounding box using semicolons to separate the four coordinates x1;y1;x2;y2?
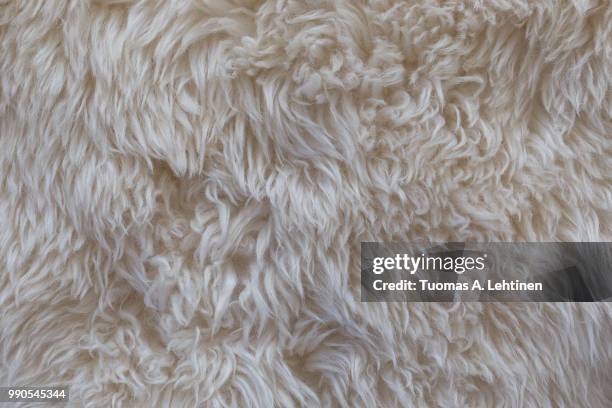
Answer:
1;0;611;406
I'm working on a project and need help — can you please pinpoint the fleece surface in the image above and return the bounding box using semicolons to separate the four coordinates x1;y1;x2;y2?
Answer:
1;0;611;406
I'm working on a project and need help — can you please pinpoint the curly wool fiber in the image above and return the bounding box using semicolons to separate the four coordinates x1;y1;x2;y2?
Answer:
1;0;611;407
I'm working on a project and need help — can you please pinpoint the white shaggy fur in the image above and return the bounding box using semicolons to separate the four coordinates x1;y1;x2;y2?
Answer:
1;0;611;406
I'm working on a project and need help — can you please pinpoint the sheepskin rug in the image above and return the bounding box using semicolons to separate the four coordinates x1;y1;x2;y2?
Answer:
1;0;611;406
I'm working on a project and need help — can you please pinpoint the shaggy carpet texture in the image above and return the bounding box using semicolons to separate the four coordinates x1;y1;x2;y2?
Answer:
1;0;611;406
